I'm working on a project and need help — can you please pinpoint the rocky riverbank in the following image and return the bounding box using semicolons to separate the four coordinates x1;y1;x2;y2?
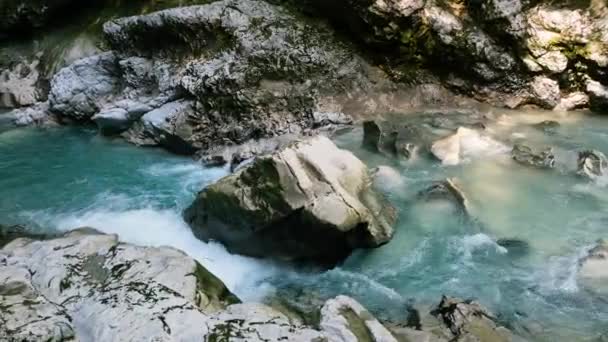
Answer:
0;228;521;341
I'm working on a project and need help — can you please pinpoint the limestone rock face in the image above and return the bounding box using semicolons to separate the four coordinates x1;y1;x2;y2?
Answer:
0;229;349;341
43;0;377;154
184;136;396;264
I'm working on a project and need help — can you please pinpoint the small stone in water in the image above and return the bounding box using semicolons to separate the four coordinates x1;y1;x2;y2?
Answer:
496;238;530;257
511;144;555;169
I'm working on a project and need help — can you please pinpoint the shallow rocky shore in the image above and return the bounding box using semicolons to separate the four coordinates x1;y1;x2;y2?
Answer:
0;229;520;341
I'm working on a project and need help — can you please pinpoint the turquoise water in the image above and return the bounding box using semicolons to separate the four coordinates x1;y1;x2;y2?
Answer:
1;112;608;341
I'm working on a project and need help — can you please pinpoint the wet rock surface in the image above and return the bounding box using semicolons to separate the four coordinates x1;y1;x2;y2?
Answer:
577;150;608;179
184;136;396;264
511;144;556;169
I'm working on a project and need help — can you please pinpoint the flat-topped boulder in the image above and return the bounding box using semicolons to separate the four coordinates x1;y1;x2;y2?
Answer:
184;135;396;264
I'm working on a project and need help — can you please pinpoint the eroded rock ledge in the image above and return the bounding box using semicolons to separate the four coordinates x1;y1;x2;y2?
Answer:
1;228;518;341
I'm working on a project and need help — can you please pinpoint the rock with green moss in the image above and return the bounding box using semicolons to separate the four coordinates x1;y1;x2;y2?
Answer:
185;135;396;264
320;295;399;342
0;228;350;340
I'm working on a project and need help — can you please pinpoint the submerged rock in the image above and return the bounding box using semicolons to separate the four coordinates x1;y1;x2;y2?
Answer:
578;239;608;295
577;150;608;179
496;238;531;257
418;178;471;216
511;144;555;169
184;136;396;264
532;120;560;134
372;165;405;193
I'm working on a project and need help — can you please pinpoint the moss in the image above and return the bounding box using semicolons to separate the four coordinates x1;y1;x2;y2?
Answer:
340;307;374;342
192;262;240;313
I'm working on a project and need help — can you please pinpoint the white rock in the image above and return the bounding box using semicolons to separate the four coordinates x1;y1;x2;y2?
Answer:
431;127;508;166
320;295;398;342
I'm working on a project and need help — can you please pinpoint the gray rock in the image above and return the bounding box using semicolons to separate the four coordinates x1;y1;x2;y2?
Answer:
431;296;513;342
125;100;197;155
0;229;244;341
101;0;370;151
554;92;589;111
418;178;471;216
536;51;569;74
530;76;561;109
1;228;409;341
320;295;398;342
184;136;396;264
577;150;608;179
5;102;53;127
48;52;121;121
586;79;608;113
512;144;555;169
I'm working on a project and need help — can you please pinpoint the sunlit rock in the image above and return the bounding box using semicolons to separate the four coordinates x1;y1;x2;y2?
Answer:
529;76;560;109
320;295;399;342
554;92;589;112
431;127;507;166
184;136;396;264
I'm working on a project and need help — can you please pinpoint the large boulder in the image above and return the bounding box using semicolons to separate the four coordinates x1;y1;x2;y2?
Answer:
184;136;396;264
0;229;344;341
